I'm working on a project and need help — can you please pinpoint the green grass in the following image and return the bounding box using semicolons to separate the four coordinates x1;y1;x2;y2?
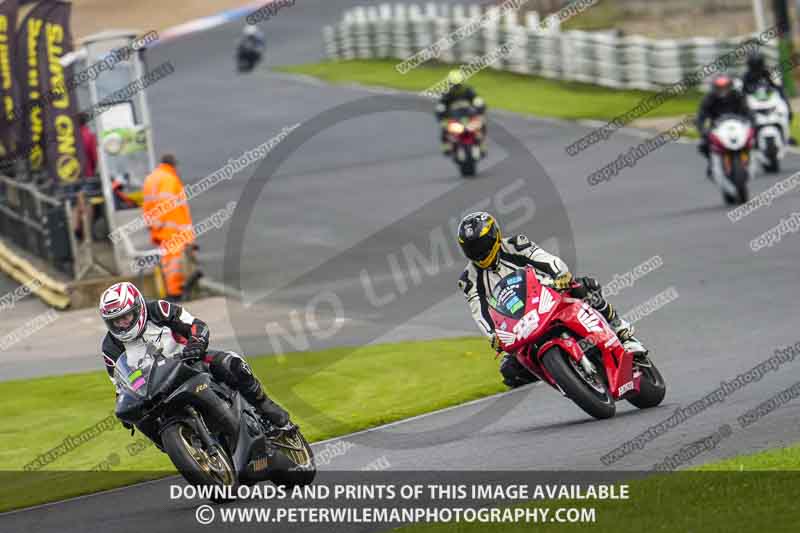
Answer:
696;442;800;471
558;0;623;32
276;59;701;121
392;447;800;533
278;59;800;151
0;336;502;511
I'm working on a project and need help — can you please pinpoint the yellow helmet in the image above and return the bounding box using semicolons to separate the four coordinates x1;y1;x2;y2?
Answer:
458;212;502;269
447;69;465;86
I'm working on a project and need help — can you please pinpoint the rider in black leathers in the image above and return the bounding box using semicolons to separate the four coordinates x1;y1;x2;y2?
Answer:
237;24;266;71
742;52;792;118
696;74;751;176
435;70;487;155
741;51;795;143
99;282;289;442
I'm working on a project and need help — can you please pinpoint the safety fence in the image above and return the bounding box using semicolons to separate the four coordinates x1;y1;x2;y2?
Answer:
0;176;74;276
323;3;780;91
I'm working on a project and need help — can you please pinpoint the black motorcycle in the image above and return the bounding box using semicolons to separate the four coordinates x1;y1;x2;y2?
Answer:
236;47;262;73
115;343;315;499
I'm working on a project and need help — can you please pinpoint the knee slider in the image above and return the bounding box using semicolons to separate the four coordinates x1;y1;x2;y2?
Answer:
209;353;239;386
228;354;256;386
499;355;524;380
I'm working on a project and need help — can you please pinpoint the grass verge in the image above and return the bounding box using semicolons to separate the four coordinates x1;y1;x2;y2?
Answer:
276;59;800;142
4;332;800;524
393;445;800;533
275;59;701;122
0;336;501;512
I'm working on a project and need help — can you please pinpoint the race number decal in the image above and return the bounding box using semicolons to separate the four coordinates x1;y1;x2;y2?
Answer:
512;310;540;341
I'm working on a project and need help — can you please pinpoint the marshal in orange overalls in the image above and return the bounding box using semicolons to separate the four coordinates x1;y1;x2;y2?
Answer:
142;159;195;299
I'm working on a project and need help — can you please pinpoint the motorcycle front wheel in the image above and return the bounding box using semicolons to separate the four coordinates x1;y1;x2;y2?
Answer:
730;155;749;205
162;422;237;502
456;145;476;177
626;357;666;409
541;346;616;420
763;138;780;173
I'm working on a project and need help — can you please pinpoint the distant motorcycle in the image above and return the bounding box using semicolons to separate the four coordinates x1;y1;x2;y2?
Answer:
708;114;754;205
444;107;485;177
746;83;790;173
115;343;315;500
237;48;262;73
488;267;666;420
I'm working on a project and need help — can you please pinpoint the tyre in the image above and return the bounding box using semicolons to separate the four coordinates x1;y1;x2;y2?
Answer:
459;156;475;178
162;422;237;502
729;156;749;205
541;346;615;420
763;138;780;173
458;148;476;177
270;429;316;488
626;357;666;409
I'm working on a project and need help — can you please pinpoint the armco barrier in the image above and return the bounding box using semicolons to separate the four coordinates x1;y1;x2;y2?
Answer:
323;3;779;91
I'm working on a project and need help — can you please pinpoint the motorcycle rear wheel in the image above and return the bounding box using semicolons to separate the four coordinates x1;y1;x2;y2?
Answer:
162;422;237;502
763;138;780;173
541;347;615;420
270;429;317;489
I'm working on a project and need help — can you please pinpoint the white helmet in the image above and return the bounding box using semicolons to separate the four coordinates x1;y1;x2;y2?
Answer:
99;282;147;343
243;24;262;38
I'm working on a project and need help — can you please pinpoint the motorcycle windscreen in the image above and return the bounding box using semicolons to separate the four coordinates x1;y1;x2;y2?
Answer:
114;351;155;398
487;271;527;320
450;106;479;121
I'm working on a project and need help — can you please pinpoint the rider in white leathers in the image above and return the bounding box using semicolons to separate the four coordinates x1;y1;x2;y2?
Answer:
456;212;647;388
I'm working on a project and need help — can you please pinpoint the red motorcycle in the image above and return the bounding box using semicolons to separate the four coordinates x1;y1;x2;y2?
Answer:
488;267;666;419
445;107;485;177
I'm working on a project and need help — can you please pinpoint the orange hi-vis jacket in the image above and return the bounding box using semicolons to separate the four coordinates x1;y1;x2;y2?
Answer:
142;163;195;247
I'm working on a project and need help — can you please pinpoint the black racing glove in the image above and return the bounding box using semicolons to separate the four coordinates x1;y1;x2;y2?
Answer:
576;276;601;293
489;332;502;352
181;320;210;363
181;338;207;362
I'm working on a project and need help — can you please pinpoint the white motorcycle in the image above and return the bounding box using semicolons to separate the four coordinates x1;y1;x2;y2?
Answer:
746;83;790;173
708;114;755;205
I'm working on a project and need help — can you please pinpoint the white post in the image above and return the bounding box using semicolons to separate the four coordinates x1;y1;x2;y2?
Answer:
752;0;767;32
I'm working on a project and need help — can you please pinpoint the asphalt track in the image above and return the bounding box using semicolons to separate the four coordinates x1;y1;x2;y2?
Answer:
4;0;800;531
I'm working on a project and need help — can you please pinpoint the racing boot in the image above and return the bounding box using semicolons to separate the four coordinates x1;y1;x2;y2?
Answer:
209;352;291;429
500;353;539;388
601;304;649;360
252;388;291;430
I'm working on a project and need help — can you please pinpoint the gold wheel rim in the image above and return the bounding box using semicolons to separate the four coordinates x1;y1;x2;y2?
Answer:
274;432;312;467
178;424;235;485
